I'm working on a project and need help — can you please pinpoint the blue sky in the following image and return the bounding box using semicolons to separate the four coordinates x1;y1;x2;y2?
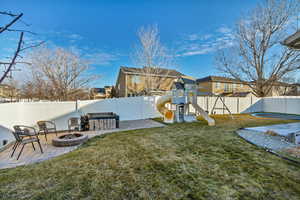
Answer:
1;0;259;87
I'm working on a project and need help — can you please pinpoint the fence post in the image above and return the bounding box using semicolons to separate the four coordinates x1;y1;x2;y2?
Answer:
206;97;209;113
237;98;239;113
223;97;225;114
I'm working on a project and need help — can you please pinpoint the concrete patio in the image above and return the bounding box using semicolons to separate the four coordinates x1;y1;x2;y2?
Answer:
0;119;164;169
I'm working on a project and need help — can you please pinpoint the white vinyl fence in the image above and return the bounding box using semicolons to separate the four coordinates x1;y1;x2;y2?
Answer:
0;96;161;148
3;95;300;149
260;96;300;115
0;95;263;133
193;96;261;114
0;96;161;132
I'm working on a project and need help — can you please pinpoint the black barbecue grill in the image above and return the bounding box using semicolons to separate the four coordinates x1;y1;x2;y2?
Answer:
80;112;119;131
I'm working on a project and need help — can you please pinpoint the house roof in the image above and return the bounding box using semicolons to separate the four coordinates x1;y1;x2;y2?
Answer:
179;76;196;84
172;76;196;90
196;76;293;87
120;66;185;77
173;82;184;90
91;88;105;94
228;92;254;97
249;80;292;87
282;30;300;49
196;76;243;84
0;84;15;89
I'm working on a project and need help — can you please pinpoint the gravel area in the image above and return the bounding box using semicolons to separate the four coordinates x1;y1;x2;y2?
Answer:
237;129;297;151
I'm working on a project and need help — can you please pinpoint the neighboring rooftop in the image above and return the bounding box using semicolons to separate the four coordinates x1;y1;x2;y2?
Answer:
91;88;105;94
282;30;300;49
0;84;14;88
196;76;293;87
120;66;185;77
196;76;243;84
179;76;196;84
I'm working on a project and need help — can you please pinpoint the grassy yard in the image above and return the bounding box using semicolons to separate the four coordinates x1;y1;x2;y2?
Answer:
1;114;300;199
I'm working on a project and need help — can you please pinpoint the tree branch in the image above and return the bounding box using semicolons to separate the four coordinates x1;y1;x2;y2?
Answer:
0;32;24;83
0;61;31;65
2;28;36;35
0;11;18;17
20;41;45;52
0;13;23;34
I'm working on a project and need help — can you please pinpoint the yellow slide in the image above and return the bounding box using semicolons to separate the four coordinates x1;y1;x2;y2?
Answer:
156;95;215;126
156;95;174;123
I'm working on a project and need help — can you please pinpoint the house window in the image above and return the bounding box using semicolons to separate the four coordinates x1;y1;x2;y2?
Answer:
233;83;237;90
215;82;221;89
132;75;140;84
224;83;231;91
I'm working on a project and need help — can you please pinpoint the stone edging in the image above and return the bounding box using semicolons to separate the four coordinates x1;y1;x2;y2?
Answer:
52;133;88;147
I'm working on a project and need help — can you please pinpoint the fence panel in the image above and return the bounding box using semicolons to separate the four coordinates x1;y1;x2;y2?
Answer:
193;96;261;114
262;96;300;115
6;95;293;149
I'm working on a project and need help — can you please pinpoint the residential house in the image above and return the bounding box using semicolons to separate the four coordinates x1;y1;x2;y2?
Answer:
104;86;113;97
196;76;294;97
90;86;113;99
0;84;18;101
280;31;300;96
197;76;251;95
115;66;185;97
282;30;300;49
285;84;300;96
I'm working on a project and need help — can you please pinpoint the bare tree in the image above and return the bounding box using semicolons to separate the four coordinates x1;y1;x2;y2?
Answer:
0;11;43;84
215;0;300;97
25;47;98;101
132;24;176;95
19;81;35;100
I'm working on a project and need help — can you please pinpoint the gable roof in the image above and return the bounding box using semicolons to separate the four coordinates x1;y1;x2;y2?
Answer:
173;82;184;90
120;66;185;77
282;30;300;49
196;76;243;84
91;88;105;94
179;76;196;84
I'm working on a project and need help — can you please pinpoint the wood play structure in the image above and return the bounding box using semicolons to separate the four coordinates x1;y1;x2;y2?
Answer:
156;77;215;126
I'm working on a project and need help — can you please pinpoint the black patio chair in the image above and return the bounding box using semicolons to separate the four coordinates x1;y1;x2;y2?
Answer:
37;121;57;141
68;117;80;132
11;125;43;160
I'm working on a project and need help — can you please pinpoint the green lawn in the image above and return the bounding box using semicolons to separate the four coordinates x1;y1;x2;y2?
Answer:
1;114;300;200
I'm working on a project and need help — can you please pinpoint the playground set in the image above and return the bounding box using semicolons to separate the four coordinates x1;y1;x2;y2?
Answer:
156;77;216;126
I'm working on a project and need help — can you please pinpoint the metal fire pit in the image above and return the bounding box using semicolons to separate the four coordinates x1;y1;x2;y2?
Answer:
52;133;88;147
